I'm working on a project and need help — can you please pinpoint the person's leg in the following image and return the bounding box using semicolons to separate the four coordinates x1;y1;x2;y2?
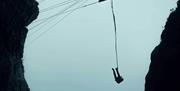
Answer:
115;67;120;77
112;68;117;79
115;67;124;83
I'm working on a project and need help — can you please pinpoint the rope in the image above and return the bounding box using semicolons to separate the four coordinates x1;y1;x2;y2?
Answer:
33;1;106;23
38;0;46;3
29;0;80;29
28;0;107;38
26;0;107;47
26;0;89;47
28;0;105;33
28;0;82;35
111;0;119;68
40;0;77;13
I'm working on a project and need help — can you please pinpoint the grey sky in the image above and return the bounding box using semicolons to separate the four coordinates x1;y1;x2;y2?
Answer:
24;0;177;91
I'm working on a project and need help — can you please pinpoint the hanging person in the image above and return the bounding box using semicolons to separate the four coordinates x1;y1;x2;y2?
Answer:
112;67;124;84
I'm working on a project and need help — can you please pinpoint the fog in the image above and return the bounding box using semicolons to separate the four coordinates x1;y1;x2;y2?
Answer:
24;0;177;91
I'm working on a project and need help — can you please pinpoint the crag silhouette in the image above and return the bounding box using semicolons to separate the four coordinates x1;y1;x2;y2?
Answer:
0;0;39;91
145;1;180;91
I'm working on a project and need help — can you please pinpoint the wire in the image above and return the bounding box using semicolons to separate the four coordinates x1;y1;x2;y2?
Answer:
40;0;107;13
26;0;88;47
111;0;119;68
40;0;77;13
29;0;80;30
28;0;82;40
59;1;101;14
28;0;106;34
33;0;106;23
27;0;107;46
28;0;81;34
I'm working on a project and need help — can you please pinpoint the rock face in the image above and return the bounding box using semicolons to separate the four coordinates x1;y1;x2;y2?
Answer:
0;0;39;91
145;1;180;91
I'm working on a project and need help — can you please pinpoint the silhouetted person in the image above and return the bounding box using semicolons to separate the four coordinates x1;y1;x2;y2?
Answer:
112;67;123;84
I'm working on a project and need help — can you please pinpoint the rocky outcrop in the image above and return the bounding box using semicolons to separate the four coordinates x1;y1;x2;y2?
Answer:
145;1;180;91
0;0;39;91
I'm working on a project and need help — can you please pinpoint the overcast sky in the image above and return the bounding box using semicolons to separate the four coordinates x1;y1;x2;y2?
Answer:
24;0;177;91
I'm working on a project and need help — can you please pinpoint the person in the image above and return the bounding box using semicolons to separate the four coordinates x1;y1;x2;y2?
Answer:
112;67;124;84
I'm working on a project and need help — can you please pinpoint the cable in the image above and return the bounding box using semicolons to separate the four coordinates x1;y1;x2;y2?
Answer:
29;0;80;30
40;0;107;13
28;0;106;34
27;0;87;46
33;0;107;23
28;0;81;34
28;0;82;39
60;1;101;13
111;0;119;68
27;0;107;46
40;0;77;13
26;0;88;47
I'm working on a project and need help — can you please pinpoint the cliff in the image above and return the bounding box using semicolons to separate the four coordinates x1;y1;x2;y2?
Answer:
145;1;180;91
0;0;39;91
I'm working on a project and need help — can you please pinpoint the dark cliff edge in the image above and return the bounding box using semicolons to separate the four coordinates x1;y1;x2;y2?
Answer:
0;0;39;91
145;1;180;91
